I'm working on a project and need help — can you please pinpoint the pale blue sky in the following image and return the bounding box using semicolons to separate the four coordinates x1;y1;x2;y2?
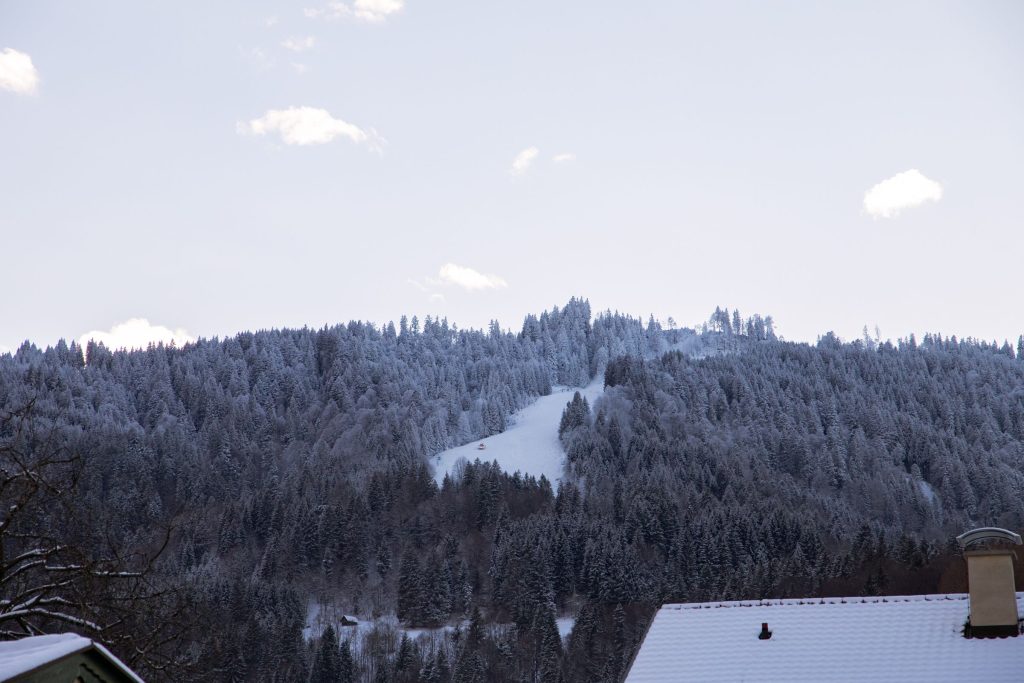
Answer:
1;1;1022;352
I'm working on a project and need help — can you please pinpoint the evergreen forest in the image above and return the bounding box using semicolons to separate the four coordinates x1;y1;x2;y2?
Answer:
3;298;1024;681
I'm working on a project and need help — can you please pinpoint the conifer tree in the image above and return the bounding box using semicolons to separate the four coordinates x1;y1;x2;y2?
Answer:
338;639;355;683
309;625;339;683
398;553;423;624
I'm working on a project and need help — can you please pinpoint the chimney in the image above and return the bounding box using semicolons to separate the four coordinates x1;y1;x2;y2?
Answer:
957;527;1022;638
758;622;772;640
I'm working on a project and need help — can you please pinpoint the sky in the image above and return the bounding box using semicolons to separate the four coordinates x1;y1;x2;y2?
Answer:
1;0;1023;353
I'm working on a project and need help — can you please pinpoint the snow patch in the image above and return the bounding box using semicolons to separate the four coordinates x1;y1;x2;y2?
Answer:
303;601;468;647
917;479;937;504
556;616;576;639
403;621;468;641
304;602;376;641
433;375;604;487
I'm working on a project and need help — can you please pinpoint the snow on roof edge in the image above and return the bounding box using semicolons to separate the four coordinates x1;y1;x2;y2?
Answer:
658;592;996;611
92;641;146;683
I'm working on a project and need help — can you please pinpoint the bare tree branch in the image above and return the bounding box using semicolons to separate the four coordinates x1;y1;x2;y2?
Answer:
0;401;190;674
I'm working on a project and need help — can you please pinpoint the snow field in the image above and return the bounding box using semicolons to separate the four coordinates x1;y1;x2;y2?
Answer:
432;375;605;488
304;601;577;648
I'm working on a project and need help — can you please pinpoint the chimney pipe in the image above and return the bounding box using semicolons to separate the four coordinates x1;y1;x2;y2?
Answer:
758;622;772;640
956;527;1022;638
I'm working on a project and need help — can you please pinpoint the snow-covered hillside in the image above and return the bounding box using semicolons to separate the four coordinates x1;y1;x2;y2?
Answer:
432;374;605;487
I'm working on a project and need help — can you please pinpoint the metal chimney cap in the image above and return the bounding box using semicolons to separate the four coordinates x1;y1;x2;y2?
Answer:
956;527;1022;550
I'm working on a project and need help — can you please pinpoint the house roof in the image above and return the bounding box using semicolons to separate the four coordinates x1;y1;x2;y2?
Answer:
0;633;144;682
625;593;1024;683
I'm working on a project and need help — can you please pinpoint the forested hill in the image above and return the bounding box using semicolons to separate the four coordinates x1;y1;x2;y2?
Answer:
566;333;1024;607
1;300;1023;682
586;332;1024;535
1;299;607;477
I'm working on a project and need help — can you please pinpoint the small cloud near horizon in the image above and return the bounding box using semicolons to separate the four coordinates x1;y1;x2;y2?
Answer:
409;264;509;296
863;169;942;219
79;319;195;352
305;0;404;23
237;107;380;149
510;147;539;175
0;48;40;95
552;152;576;163
438;263;508;291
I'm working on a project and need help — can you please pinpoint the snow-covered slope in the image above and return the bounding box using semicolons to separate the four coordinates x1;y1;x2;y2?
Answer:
432;375;604;487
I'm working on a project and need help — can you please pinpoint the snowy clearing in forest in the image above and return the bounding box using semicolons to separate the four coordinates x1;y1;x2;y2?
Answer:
433;375;605;487
304;602;577;645
917;479;938;504
303;603;466;644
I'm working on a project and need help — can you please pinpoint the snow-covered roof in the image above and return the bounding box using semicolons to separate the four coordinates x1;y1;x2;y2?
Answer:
625;593;1024;683
0;633;144;682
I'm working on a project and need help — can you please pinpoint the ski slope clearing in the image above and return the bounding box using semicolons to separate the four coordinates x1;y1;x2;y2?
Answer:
556;616;576;638
433;375;604;487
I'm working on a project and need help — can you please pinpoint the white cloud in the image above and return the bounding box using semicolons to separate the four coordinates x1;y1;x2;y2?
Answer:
305;0;404;23
264;16;279;27
863;169;943;219
552;152;576;163
282;36;317;52
438;263;508;291
0;48;40;95
510;146;539;175
79;319;194;352
237;107;378;148
292;63;311;75
353;0;404;21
